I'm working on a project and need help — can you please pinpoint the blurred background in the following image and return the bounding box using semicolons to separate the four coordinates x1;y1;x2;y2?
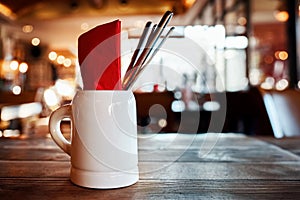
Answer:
0;0;299;138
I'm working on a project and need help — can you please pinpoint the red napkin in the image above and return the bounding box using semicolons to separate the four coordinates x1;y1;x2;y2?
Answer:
78;20;122;90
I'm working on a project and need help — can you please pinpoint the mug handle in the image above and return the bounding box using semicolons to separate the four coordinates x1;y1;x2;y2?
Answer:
49;105;72;155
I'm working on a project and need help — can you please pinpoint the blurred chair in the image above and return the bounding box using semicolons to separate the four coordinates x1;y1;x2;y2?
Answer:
262;89;300;138
224;87;273;135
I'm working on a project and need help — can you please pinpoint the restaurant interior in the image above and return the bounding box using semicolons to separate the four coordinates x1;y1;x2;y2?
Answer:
1;0;300;199
0;0;299;138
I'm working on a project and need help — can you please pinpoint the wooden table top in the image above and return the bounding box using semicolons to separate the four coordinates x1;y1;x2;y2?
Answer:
1;133;300;199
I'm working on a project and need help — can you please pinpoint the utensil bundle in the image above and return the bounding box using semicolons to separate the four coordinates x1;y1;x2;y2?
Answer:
122;11;174;90
78;11;174;91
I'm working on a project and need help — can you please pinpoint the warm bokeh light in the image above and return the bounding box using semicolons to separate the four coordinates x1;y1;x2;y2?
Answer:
274;11;289;22
12;85;21;95
158;119;167;128
275;50;288;60
57;55;65;64
22;25;33;33
19;62;28;73
9;60;19;71
63;58;72;67
279;51;288;60
275;79;289;91
261;77;275;90
31;37;40;46
48;51;57;61
237;17;247;26
274;51;280;59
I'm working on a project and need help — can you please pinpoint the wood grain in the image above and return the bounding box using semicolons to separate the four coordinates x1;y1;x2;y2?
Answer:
0;133;300;199
1;179;300;199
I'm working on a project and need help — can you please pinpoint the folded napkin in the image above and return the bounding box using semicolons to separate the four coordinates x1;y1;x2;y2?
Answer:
78;20;122;90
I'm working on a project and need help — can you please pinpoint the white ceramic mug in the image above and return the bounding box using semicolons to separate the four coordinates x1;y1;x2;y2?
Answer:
48;90;139;189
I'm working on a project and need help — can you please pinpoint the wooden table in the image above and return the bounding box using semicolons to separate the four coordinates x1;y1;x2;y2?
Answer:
1;133;300;199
